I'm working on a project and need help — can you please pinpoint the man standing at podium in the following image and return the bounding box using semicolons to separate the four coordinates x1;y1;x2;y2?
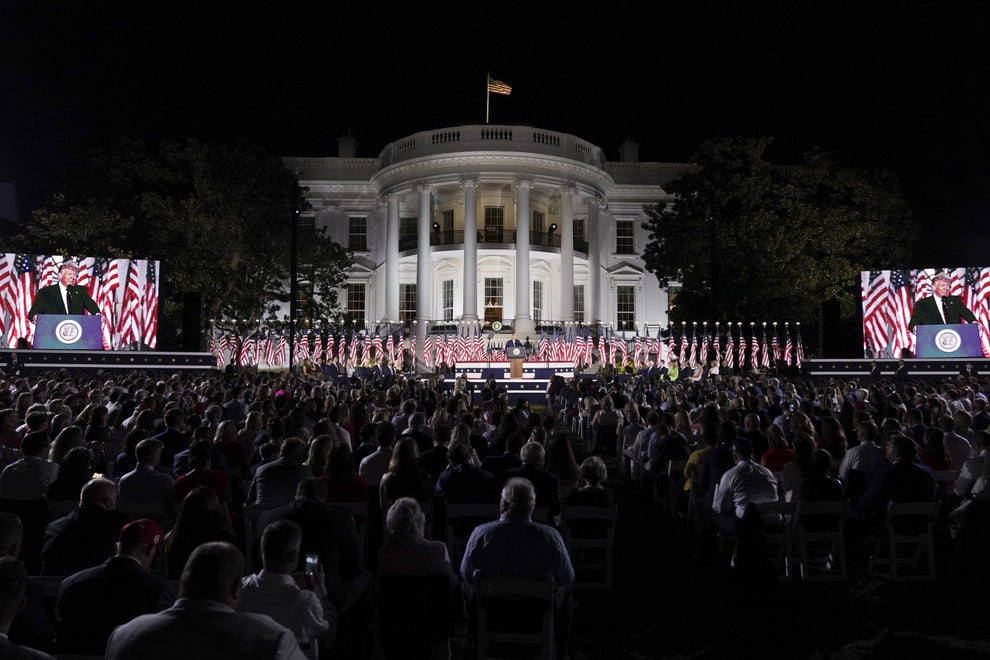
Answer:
27;261;101;320
908;272;976;331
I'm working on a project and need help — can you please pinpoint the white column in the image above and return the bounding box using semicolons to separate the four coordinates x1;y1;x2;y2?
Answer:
461;179;479;321
385;193;399;322
588;194;603;326
559;187;575;322
513;180;533;337
415;184;432;364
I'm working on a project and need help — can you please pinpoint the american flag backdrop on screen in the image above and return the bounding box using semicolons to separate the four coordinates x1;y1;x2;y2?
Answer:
38;256;59;289
11;254;37;346
862;270;891;355
889;270;914;357
0;255;13;344
116;260;144;348
142;261;158;349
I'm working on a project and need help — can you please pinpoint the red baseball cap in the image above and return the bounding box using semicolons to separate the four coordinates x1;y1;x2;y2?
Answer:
118;518;163;547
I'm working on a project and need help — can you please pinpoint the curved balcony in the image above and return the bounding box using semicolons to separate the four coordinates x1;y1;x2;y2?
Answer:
379;125;606;168
400;230;589;254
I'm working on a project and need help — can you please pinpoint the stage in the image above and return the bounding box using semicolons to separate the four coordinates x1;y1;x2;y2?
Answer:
1;348;216;373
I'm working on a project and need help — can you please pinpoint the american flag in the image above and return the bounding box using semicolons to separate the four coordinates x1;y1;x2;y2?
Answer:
889;270;914;357
760;330;771;368
349;331;359;366
700;332;709;366
771;331;780;362
608;331;617;366
474;328;485;361
667;330;676;362
142;261;158;349
971;267;990;357
713;331;721;365
863;270;891;355
386;330;395;364
311;334;323;363
77;257;95;292
423;334;433;369
597;333;606;366
724;333;735;371
10;254;36;346
539;331;550;362
913;270;932;302
39;257;59;289
679;329;689;362
239;337;253;366
372;329;383;363
326;333;335;363
208;334;222;368
618;333;629;366
274;334;287;365
784;331;794;366
95;259;120;350
337;333;347;365
264;332;277;367
633;332;643;368
0;254;13;344
796;327;806;368
116;260;144;349
750;329;759;368
252;335;263;365
216;334;230;367
487;76;512;95
687;329;698;366
409;333;416;367
737;331;747;370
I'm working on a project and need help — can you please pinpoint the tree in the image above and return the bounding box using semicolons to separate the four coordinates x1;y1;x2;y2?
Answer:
15;138;352;349
642;136;917;353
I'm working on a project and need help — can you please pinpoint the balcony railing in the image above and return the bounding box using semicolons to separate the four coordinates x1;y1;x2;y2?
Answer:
399;230;589;253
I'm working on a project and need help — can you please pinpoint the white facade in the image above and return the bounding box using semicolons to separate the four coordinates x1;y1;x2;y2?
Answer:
284;125;686;362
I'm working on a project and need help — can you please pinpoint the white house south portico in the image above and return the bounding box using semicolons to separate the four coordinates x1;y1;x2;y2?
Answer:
287;124;685;367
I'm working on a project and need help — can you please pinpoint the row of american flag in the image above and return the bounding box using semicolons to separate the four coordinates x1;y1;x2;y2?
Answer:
862;268;990;358
0;254;159;350
210;324;805;372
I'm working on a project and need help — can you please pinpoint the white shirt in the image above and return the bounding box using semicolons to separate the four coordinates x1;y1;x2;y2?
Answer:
239;571;332;649
0;455;60;500
712;459;779;518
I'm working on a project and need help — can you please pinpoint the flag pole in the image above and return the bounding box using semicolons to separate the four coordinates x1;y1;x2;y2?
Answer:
485;71;490;124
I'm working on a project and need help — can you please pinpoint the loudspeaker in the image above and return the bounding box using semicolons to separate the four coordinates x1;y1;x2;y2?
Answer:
181;292;202;351
821;299;841;358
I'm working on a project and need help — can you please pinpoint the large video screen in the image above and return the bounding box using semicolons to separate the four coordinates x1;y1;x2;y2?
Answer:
0;254;160;350
861;268;990;358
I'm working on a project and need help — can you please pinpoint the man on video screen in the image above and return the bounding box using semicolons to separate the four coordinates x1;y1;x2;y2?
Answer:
908;272;976;331
26;261;101;320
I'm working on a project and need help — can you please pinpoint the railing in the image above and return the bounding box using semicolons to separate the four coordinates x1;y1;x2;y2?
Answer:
399;231;588;253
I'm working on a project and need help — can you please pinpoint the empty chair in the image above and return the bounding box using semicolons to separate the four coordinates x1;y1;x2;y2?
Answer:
560;505;618;591
792;500;849;582
869;500;941;581
376;574;456;660
475;576;555;660
754;500;795;580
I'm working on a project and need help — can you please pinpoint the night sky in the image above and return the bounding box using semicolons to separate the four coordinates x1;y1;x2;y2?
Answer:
2;3;989;264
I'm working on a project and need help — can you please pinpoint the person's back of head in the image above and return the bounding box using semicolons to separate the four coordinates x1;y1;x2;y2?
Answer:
188;441;213;470
0;513;23;557
520;441;545;467
20;430;50;457
446;441;473;467
385;497;426;544
500;477;536;517
578;455;607;487
179;541;244;605
408;411;426;429
295;476;328;503
0;556;27;629
260;519;302;572
859;420;879;445
80;477;117;508
279;437;308;463
135;438;163;465
890;434;917;463
375;422;396;449
25;409;50;432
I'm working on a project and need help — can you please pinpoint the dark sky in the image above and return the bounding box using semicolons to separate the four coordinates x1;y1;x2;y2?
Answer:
2;2;989;263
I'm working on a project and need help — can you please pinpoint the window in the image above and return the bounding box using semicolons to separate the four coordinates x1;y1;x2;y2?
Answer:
346;283;366;327
616;285;635;330
616;220;634;254
348;217;367;252
484;207;505;242
532;210;545;233
533;281;543;322
573;285;585;322
573;218;585;240
399;217;417;248
484;277;503;307
400;284;417;326
442;280;453;321
442;209;454;232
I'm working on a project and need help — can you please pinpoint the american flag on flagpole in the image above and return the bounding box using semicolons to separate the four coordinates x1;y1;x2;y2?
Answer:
713;330;721;365
679;329;689;362
0;254;13;345
760;329;771;368
312;333;323;363
349;331;359;366
386;330;395;364
423;333;433;369
11;254;36;346
487;75;512;95
724;332;735;371
633;332;642;369
337;333;347;365
750;328;759;368
274;334;287;366
796;326;806;368
142;261;159;349
264;332;277;368
687;329;698;366
372;329;383;363
738;330;747;370
784;329;794;366
889;270;914;357
862;270;891;356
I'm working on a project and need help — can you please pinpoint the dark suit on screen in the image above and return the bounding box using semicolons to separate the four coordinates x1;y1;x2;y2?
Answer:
908;295;977;331
27;284;100;320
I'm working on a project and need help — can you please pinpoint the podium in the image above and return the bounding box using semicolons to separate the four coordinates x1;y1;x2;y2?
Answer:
915;323;982;358
33;314;104;350
507;345;525;379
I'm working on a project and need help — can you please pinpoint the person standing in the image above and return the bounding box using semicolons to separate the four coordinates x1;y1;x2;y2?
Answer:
908;272;977;330
26;261;100;321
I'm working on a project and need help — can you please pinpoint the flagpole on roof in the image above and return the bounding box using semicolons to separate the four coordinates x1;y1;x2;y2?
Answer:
485;70;490;124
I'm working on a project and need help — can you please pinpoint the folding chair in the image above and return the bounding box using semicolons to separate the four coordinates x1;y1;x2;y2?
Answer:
329;500;369;567
561;505;618;590
792;500;848;582
869;500;940;581
475;576;555;660
754;500;795;579
444;502;499;568
375;574;455;660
